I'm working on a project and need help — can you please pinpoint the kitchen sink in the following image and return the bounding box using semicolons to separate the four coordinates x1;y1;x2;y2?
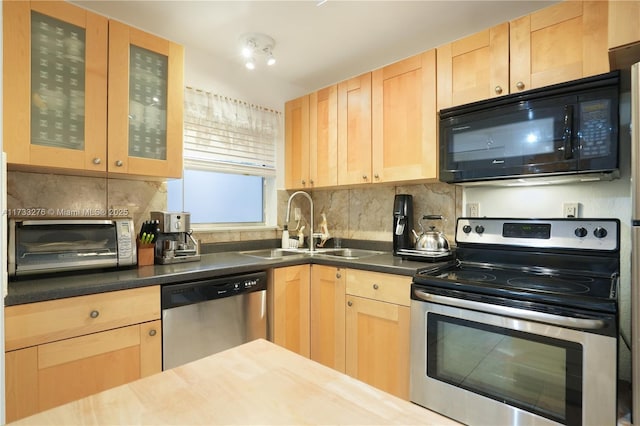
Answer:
317;248;384;259
239;248;384;260
239;248;311;259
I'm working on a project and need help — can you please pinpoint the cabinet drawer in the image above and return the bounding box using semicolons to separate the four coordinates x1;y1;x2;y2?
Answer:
345;270;411;306
5;286;160;351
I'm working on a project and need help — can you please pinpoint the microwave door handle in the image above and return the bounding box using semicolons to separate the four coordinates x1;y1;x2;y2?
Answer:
562;105;574;160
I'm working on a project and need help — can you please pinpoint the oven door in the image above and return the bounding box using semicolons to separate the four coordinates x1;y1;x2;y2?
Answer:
410;291;617;426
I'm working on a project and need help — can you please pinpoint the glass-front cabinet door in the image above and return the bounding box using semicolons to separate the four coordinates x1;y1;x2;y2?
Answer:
108;20;184;178
3;1;108;173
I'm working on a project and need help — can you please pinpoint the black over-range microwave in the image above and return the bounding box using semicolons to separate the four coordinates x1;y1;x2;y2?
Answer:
439;71;620;184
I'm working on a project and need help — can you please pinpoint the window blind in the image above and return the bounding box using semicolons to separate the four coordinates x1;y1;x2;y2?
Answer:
183;87;280;176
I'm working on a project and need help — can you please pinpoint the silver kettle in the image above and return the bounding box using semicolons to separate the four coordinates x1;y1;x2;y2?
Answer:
411;215;450;252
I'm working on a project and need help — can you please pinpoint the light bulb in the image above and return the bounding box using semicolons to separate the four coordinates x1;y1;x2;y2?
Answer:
267;55;276;66
245;60;255;70
242;46;252;58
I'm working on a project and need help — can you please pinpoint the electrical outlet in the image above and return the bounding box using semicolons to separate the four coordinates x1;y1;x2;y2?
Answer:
563;202;579;218
466;203;480;217
294;208;301;221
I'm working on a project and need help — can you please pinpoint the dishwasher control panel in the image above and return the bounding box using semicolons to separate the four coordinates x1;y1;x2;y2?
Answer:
161;271;267;310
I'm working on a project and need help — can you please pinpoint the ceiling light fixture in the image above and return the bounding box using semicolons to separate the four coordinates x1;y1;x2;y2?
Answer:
239;33;276;70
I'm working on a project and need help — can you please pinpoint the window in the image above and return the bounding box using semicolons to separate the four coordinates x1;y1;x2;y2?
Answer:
169;87;281;227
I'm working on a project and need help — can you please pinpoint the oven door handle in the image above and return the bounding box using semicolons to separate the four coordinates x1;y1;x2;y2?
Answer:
413;289;607;330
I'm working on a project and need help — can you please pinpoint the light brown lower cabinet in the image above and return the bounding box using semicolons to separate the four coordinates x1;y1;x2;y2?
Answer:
310;265;346;372
345;269;411;400
270;265;411;400
4;286;161;422
269;264;311;357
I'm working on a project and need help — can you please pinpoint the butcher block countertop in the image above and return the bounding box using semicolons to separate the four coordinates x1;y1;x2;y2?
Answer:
10;339;459;425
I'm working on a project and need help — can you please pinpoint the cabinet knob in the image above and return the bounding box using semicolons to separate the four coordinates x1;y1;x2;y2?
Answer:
93;158;102;165
494;86;503;94
115;160;124;167
309;179;314;185
149;329;157;337
374;173;380;179
336;273;341;279
362;175;368;180
89;310;100;319
301;180;306;185
516;81;525;91
347;300;353;307
373;283;379;290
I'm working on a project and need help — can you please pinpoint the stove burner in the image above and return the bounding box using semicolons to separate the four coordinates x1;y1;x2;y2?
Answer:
506;277;590;294
439;271;497;282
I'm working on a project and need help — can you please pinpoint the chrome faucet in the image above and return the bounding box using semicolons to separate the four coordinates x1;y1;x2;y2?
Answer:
285;191;314;252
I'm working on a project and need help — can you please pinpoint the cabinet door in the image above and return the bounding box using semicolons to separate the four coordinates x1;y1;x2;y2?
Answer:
108;19;184;178
310;265;345;372
3;0;108;173
437;23;509;109
284;95;310;189
270;265;310;357
510;0;609;93
338;73;372;185
345;295;410;400
5;321;162;422
608;0;640;69
310;86;338;188
371;50;437;183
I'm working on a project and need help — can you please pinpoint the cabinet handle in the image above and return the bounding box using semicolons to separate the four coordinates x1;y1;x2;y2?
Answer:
347;300;353;307
301;179;306;185
494;86;503;94
373;284;379;290
93;158;102;165
149;329;157;337
115;160;124;167
362;175;368;180
516;81;525;91
310;179;314;185
89;310;100;319
374;173;380;179
336;273;341;279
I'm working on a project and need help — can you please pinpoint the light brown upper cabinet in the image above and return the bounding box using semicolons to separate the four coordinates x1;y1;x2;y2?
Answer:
107;20;184;178
284;95;310;189
3;1;184;179
310;85;338;188
608;0;640;70
510;0;609;93
4;1;108;174
371;50;438;183
437;23;509;110
337;73;372;186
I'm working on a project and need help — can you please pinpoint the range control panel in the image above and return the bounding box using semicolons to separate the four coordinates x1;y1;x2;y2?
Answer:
456;218;620;251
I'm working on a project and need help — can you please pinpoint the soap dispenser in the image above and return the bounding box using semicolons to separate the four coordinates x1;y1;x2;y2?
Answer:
281;225;289;249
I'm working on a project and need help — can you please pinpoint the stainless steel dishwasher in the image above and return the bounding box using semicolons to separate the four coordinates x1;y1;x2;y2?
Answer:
161;271;267;370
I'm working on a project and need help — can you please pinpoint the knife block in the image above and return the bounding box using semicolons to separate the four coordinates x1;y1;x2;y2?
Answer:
137;239;155;267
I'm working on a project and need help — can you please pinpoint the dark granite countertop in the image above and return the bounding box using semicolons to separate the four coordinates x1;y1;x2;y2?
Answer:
6;250;448;306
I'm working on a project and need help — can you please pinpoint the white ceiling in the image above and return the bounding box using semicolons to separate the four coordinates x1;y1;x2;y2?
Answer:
73;0;559;100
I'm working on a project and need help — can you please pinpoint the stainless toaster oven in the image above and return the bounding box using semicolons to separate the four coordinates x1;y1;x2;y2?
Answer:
8;218;136;277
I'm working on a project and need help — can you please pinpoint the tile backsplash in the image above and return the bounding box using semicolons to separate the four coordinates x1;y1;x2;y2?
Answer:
7;171;461;244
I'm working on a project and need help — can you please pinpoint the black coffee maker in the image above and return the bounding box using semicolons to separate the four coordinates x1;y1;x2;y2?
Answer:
393;194;414;256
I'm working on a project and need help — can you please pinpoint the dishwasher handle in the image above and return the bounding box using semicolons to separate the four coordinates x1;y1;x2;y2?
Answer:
161;271;267;310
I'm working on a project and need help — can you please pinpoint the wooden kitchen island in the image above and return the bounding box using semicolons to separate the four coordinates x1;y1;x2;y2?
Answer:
10;339;459;425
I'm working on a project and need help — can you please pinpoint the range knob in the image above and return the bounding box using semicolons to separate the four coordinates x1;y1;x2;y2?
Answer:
462;225;472;234
475;225;485;234
574;227;588;238
593;227;608;239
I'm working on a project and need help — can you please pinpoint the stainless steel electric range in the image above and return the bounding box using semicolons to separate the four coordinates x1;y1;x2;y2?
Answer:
410;217;619;426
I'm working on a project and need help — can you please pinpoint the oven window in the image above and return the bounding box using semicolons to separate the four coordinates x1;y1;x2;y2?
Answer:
426;313;582;425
